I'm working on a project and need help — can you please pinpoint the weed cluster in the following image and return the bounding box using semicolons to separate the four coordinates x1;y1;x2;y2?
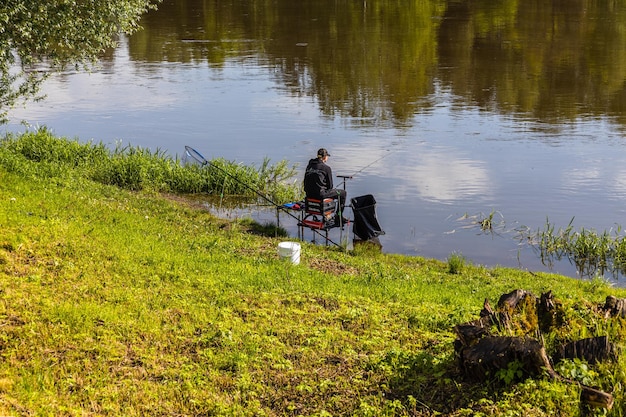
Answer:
458;210;626;281
519;218;626;279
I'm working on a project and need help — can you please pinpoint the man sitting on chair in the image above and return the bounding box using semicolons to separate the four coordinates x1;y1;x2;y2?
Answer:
303;148;348;226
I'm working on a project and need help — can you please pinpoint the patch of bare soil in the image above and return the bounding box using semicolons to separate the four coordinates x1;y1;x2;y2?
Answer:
306;256;358;276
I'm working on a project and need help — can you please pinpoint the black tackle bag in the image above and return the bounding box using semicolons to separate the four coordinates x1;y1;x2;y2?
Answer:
351;194;384;241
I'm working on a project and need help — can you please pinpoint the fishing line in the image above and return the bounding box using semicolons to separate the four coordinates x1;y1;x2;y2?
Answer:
184;146;343;248
350;149;395;177
337;148;396;190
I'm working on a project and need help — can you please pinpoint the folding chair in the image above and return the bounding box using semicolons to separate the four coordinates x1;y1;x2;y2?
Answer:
298;197;338;245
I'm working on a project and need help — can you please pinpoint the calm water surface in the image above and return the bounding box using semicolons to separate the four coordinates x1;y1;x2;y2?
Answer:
5;0;626;283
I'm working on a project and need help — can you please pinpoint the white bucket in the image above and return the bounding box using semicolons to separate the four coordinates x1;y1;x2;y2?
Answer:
278;241;301;265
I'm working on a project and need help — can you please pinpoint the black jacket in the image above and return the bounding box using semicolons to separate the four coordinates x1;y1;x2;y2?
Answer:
304;158;333;199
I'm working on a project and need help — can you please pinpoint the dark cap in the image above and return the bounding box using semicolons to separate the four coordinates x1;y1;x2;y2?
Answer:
317;148;330;157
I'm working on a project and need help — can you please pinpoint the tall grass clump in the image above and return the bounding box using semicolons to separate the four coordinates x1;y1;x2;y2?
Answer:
0;128;300;203
447;252;466;274
519;218;626;279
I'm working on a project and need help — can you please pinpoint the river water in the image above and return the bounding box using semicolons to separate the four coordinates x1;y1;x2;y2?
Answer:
5;0;626;283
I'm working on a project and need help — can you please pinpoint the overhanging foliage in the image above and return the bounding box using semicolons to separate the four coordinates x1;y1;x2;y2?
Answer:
0;0;160;121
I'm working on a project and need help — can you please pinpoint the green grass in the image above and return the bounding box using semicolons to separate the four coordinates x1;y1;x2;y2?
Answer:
1;132;626;415
0;127;301;202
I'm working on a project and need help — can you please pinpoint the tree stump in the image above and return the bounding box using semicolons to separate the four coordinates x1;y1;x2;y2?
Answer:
580;386;614;410
601;295;626;318
537;290;564;332
457;335;556;382
555;336;615;364
497;289;534;310
454;289;616;410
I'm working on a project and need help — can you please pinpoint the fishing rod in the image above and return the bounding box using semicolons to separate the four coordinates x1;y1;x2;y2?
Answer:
184;146;343;248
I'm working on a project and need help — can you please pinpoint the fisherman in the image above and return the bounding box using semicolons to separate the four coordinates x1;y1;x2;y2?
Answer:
304;148;348;225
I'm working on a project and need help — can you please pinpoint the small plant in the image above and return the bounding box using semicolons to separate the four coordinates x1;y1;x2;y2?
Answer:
457;210;506;236
447;252;466;274
555;359;598;386
495;360;524;386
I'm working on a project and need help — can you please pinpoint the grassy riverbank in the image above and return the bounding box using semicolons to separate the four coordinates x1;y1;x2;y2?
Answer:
1;131;626;416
